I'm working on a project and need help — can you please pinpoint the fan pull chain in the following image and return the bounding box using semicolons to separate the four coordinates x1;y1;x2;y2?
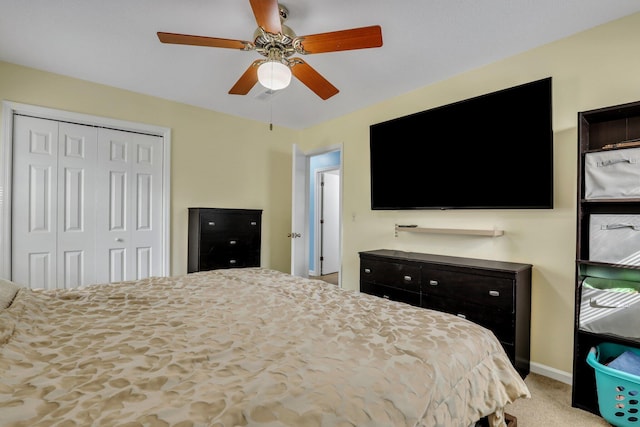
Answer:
269;96;273;131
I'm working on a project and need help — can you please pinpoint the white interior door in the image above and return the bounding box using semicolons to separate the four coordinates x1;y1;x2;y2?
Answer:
57;122;98;288
1;102;171;286
12;116;99;289
95;128;163;284
10;110;166;289
291;144;308;277
12;116;60;289
320;171;340;274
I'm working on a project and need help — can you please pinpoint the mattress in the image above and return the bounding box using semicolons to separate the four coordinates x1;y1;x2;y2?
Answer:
0;268;529;426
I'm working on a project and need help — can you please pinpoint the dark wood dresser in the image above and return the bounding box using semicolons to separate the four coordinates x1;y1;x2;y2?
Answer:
188;208;262;272
359;249;532;377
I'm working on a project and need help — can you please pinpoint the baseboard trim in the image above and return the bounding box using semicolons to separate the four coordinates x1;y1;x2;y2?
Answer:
530;361;572;385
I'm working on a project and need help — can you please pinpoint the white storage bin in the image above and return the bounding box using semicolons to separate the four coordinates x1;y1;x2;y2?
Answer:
585;147;640;199
590;214;640;265
579;277;640;340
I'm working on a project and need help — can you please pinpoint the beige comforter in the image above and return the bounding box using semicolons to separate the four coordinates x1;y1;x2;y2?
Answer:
0;268;529;426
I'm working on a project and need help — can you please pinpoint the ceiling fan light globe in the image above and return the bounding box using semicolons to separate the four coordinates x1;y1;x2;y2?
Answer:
257;61;291;90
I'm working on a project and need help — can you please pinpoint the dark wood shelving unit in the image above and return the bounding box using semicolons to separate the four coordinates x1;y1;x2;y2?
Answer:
572;100;640;415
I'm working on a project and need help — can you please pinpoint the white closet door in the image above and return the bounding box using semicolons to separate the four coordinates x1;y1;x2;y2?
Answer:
12;115;164;289
57;122;98;288
12;116;98;289
12;116;59;289
95;128;163;283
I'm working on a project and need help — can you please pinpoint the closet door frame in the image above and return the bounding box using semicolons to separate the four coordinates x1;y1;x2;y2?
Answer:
0;101;172;280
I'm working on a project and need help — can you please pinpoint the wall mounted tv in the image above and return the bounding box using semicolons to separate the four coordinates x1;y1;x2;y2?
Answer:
369;77;553;210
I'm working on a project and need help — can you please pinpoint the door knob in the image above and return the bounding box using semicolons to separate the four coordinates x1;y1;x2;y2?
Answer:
288;232;301;238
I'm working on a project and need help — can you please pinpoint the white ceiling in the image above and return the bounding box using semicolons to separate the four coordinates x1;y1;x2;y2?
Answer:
1;0;640;130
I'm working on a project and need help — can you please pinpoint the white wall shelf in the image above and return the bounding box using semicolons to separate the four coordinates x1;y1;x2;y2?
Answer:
394;225;504;237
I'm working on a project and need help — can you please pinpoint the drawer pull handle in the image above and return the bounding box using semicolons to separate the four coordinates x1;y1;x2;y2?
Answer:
250;221;257;226
404;275;412;282
364;268;371;274
382;294;390;299
208;221;216;226
429;280;438;286
489;290;500;297
229;259;237;264
457;313;466;319
229;240;237;245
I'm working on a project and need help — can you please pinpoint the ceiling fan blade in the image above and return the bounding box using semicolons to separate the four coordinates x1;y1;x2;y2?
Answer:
290;58;339;100
249;0;282;34
229;60;262;95
295;25;383;54
158;32;250;50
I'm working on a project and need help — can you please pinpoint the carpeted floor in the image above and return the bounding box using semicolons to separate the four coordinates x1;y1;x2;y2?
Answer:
506;373;610;426
310;272;339;285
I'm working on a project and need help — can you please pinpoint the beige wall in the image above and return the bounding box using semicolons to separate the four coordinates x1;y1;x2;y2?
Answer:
299;12;640;376
2;11;640;377
0;62;299;276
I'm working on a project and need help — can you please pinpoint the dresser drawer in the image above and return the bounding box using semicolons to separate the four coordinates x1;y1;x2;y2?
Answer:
422;269;514;311
199;250;260;270
422;295;514;344
360;259;420;292
361;282;421;307
200;233;260;249
199;238;258;256
199;211;261;236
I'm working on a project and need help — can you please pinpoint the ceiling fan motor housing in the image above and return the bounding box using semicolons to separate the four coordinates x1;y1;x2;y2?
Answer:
253;23;296;61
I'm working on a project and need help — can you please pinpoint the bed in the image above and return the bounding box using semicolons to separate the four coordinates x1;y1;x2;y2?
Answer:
0;268;529;426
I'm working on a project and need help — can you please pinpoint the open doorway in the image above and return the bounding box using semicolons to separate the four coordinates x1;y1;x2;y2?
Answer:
308;151;340;277
291;145;342;287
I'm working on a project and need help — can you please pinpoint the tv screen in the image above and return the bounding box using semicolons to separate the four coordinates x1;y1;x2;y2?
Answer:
369;77;553;210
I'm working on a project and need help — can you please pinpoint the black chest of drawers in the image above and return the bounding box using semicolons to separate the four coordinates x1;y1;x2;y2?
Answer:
359;249;532;377
188;208;262;272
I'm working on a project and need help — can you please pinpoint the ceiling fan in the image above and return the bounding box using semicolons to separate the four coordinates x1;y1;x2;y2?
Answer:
157;0;383;100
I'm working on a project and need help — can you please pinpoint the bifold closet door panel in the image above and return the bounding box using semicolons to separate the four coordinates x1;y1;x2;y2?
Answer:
12;116;98;289
12;116;59;289
56;122;98;288
95;128;163;284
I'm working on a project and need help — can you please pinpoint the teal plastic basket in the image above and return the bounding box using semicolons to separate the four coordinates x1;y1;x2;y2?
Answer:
587;343;640;427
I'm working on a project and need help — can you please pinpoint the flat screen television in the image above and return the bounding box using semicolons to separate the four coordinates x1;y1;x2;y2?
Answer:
369;77;553;210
